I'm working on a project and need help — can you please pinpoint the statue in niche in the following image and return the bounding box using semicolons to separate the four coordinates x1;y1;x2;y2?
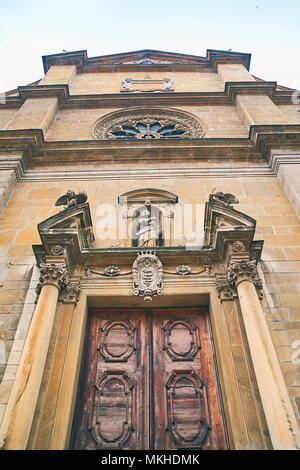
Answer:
133;200;162;247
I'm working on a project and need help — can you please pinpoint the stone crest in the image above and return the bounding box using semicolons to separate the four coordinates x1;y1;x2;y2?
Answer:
132;251;163;301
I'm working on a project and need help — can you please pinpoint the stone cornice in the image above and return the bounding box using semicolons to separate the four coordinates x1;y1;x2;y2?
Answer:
41;48;251;74
18;84;69;104
1;124;300;167
1;81;295;109
269;151;300;174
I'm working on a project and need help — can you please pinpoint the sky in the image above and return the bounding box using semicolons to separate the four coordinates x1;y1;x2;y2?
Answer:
0;0;299;93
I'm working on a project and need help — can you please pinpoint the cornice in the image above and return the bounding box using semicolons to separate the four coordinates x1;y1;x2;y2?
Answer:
41;48;251;74
1;125;300;168
1;81;294;110
18;84;69;105
269;151;300;174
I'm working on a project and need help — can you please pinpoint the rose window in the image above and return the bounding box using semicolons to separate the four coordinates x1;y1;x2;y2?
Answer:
107;118;189;140
93;109;204;140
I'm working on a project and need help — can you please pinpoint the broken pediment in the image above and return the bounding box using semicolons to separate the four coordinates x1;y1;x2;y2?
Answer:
42;49;251;73
33;202;94;266
203;194;263;259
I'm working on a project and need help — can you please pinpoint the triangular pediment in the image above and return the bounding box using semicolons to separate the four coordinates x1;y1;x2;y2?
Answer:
204;198;257;246
42;49;251;73
33;203;94;266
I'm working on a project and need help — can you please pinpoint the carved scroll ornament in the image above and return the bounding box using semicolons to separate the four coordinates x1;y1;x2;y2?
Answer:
132;251;163;301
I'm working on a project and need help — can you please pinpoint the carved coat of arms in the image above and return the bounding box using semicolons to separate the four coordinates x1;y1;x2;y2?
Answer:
132;251;163;301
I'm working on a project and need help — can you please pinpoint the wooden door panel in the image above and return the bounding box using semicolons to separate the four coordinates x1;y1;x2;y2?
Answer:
70;307;227;450
152;308;227;450
71;309;148;450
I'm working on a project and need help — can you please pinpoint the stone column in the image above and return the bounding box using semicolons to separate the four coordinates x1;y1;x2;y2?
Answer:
0;262;69;450
228;255;300;450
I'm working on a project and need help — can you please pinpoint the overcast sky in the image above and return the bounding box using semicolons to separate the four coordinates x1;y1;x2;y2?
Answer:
1;0;299;93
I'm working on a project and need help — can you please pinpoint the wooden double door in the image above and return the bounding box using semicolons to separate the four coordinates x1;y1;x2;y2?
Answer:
71;307;228;450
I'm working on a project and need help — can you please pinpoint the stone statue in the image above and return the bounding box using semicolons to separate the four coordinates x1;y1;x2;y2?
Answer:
136;202;159;247
209;191;239;207
55;190;88;209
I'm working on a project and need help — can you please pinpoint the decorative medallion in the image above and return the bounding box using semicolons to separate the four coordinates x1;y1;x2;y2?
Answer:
232;240;246;252
104;266;120;277
132;251;163;301
93;109;204;140
176;265;192;275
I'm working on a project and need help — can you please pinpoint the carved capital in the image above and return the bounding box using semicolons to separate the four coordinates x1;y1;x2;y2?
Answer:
61;282;81;304
228;259;263;299
36;262;69;295
216;274;237;301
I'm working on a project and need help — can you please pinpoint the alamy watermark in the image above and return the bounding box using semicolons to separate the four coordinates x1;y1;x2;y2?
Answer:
291;90;300;106
291;340;300;365
94;201;205;246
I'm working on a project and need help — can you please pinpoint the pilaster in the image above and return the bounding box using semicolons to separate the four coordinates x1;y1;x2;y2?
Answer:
5;97;58;134
39;65;77;87
236;94;287;128
217;63;256;83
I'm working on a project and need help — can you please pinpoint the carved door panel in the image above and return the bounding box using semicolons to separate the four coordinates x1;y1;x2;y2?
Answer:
151;308;227;450
70;308;227;450
71;309;148;450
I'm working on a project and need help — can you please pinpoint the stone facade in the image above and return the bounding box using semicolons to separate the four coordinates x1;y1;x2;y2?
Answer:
0;48;300;450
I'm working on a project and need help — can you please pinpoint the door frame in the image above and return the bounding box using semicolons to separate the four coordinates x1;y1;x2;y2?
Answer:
46;285;249;450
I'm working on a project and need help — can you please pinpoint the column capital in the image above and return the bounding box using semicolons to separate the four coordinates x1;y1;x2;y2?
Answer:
36;262;70;294
216;274;237;301
227;258;263;299
60;281;81;304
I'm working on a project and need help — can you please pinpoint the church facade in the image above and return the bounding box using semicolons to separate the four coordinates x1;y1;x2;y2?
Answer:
0;48;300;450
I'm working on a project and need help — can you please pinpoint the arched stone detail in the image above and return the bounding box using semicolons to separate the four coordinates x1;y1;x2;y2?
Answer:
92;107;204;140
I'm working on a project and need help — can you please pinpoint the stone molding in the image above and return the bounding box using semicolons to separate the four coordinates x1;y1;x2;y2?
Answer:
1;125;300;168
